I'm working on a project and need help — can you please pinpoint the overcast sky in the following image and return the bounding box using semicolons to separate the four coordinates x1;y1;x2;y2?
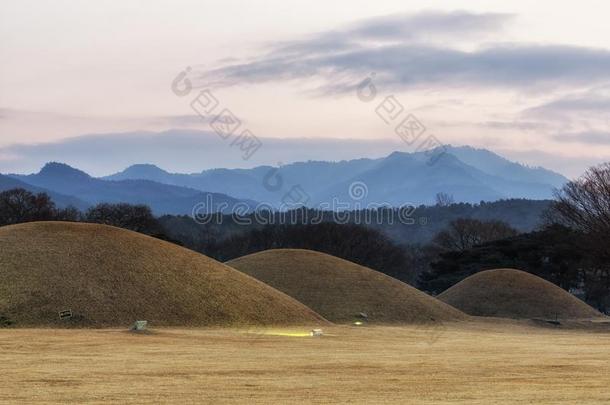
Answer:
1;0;610;176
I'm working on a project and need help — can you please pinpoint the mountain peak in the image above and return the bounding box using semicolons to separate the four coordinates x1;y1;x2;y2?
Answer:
124;164;168;175
39;162;91;179
386;151;412;160
104;164;170;181
442;146;567;186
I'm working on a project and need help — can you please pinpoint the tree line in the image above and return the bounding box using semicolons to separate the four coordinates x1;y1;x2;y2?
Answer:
0;188;162;235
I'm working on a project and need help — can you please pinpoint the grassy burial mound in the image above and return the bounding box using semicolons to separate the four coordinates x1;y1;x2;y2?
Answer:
0;222;326;327
226;249;467;324
438;269;605;320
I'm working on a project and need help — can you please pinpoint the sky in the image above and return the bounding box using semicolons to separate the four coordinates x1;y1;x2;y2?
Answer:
1;0;610;177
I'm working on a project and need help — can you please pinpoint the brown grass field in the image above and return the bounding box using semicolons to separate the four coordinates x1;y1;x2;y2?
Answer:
2;321;610;404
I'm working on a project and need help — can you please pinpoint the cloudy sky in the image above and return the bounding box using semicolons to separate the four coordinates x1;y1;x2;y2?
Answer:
1;0;610;176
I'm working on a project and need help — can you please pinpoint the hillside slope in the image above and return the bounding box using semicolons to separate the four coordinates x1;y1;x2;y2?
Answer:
438;269;604;320
227;249;467;324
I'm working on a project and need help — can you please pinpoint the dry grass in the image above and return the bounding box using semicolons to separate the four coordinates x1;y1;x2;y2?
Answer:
438;269;605;320
0;222;325;326
227;249;466;324
1;321;610;404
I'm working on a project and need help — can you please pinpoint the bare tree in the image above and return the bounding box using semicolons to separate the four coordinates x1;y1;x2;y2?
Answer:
547;163;610;311
55;205;82;222
435;192;454;207
0;188;56;226
432;218;518;252
85;203;161;234
549;162;610;259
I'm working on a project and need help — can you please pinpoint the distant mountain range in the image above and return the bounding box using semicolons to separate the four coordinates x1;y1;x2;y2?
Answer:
2;146;568;214
105;146;567;207
6;163;256;215
0;173;89;210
